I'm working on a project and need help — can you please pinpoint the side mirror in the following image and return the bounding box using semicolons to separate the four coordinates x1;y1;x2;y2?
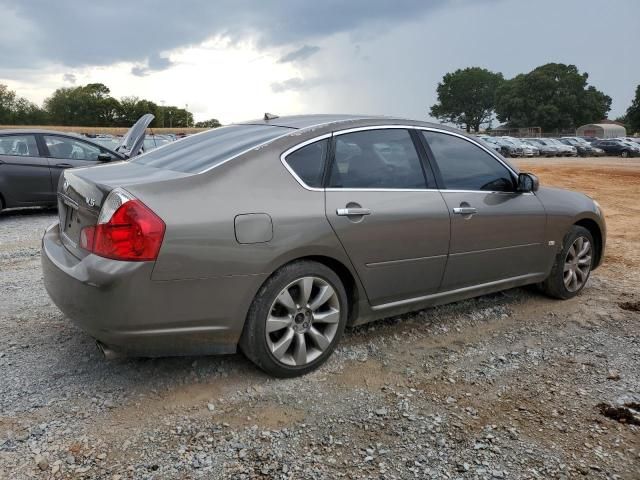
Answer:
517;172;539;193
97;153;112;163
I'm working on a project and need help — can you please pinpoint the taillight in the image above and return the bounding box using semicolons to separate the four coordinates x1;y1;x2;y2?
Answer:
80;188;165;261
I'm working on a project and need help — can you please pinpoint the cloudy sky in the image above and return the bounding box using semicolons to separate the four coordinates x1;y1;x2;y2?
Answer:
1;0;638;124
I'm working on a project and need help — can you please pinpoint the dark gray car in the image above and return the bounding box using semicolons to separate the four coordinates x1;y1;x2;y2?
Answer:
0;114;153;212
41;115;606;377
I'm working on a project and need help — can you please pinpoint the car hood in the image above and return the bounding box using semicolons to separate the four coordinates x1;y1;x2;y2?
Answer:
115;113;155;158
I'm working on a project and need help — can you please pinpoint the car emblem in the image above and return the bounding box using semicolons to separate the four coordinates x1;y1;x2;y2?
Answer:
86;197;96;207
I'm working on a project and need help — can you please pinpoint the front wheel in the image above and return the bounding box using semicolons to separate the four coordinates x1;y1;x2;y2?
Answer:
240;260;348;377
541;226;594;299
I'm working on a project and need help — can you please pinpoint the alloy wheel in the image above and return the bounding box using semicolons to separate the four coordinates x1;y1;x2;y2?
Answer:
265;276;340;366
563;236;592;292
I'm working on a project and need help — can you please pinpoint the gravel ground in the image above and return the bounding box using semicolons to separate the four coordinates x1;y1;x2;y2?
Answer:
1;158;639;479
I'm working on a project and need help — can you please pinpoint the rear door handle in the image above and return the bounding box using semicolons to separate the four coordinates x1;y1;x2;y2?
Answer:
453;207;477;215
56;163;73;168
336;207;371;216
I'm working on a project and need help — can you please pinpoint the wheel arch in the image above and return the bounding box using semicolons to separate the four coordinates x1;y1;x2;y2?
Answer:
574;218;603;269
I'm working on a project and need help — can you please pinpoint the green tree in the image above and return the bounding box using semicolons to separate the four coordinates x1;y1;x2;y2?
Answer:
0;84;17;124
117;96;159;126
430;67;504;132
625;85;640;134
194;118;221;128
44;83;119;126
159;106;194;128
495;63;611;131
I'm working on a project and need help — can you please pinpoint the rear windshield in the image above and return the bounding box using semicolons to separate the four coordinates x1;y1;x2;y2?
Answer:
132;124;291;173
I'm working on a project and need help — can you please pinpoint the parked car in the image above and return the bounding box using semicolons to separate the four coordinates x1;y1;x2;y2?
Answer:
519;140;541;156
592;139;640;157
546;138;577;156
559;137;593;156
88;134;121;151
502;137;536;157
0;115;154;213
143;134;172;152
41;114;606;377
524;138;560;157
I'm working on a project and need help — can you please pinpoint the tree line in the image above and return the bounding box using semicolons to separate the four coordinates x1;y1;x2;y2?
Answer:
430;63;640;134
0;83;221;129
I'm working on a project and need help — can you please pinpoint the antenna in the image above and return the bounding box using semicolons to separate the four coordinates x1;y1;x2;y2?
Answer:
264;112;279;121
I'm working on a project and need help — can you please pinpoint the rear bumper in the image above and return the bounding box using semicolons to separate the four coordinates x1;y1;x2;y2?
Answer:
41;223;266;357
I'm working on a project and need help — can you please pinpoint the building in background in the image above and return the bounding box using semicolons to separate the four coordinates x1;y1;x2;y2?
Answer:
577;122;626;138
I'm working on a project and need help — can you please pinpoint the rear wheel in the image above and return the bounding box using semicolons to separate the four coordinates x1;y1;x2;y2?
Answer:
240;260;348;377
541;226;594;299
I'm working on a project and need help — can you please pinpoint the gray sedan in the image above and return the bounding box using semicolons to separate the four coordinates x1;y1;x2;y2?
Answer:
42;114;606;377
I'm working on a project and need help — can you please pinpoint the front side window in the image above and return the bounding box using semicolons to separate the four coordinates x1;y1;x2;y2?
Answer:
328;129;427;189
284;138;328;188
0;135;39;156
422;131;514;192
44;136;102;161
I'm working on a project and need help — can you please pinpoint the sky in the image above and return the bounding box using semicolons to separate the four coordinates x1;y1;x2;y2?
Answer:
0;0;638;124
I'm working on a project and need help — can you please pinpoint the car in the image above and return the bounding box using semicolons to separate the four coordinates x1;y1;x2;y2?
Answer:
592;139;639;157
41;114;606;377
501;137;536;157
143;134;172;152
523;138;559;157
559;137;594;156
519;140;541;156
546;138;577;156
0;114;154;213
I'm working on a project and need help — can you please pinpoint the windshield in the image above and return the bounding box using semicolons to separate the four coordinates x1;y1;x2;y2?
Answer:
131;124;292;173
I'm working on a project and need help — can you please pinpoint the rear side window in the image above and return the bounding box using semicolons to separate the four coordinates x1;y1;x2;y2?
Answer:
0;135;39;156
284;139;328;188
132;125;290;173
422;131;514;192
328;129;427;189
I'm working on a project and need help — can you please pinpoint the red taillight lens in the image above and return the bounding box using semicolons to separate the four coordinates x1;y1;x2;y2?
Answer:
80;199;165;261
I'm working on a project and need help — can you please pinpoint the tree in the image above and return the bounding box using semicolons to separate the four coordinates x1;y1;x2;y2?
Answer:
430;67;504;132
195;118;221;128
159;106;193;128
117;96;159;126
495;63;611;131
625;85;640;134
44;83;119;126
0;84;17;124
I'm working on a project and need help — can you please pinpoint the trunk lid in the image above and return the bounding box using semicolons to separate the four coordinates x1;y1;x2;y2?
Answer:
114;113;155;158
57;161;191;259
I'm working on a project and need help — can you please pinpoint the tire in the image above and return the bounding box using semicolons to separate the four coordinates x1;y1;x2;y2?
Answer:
239;260;348;377
541;226;594;299
621;150;629;158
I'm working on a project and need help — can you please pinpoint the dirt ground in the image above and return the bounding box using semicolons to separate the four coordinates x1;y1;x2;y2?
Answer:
0;157;638;479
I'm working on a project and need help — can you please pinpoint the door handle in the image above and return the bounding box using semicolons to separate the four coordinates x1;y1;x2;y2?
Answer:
453;207;477;215
56;163;73;168
336;207;371;216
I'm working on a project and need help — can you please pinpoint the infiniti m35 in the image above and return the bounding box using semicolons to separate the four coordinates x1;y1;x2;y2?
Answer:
42;115;605;377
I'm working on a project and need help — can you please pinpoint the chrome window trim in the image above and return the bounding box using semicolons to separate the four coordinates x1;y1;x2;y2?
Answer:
279;133;332;192
280;124;521;192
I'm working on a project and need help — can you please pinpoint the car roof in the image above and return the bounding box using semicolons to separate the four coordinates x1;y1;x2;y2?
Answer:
236;113;456;133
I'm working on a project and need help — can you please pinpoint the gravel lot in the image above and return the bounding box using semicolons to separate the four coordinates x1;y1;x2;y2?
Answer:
1;157;639;479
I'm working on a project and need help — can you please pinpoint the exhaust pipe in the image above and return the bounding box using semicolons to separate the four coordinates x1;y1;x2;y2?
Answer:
96;340;122;360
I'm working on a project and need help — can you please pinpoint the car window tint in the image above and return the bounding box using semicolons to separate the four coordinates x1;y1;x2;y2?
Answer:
0;135;39;156
284;139;328;188
422;131;514;192
132;125;290;173
328;129;427;189
44;136;102;161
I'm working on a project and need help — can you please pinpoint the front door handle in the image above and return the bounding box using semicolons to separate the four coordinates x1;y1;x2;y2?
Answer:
453;207;477;215
56;163;73;168
336;207;371;216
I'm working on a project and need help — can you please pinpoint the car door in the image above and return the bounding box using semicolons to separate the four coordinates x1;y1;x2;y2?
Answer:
324;127;450;306
0;133;54;206
420;130;547;291
42;135;110;190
